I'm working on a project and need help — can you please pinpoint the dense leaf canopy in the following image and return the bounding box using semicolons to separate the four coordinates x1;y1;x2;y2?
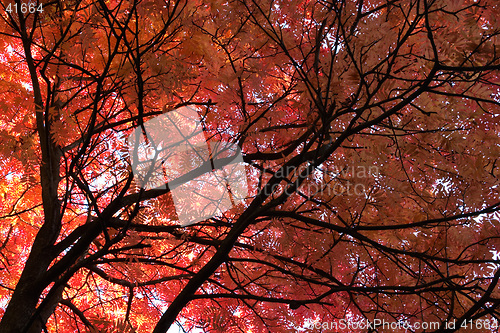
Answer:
0;0;499;332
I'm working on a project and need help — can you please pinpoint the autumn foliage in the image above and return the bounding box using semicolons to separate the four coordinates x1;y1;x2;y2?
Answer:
0;0;499;332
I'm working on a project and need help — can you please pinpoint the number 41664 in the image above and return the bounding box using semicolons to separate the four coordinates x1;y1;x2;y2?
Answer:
6;2;43;14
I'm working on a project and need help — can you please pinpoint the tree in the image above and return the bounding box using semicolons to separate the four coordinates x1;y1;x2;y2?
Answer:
0;0;499;331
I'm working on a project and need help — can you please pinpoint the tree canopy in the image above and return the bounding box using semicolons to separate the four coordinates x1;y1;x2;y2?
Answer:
0;0;499;332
